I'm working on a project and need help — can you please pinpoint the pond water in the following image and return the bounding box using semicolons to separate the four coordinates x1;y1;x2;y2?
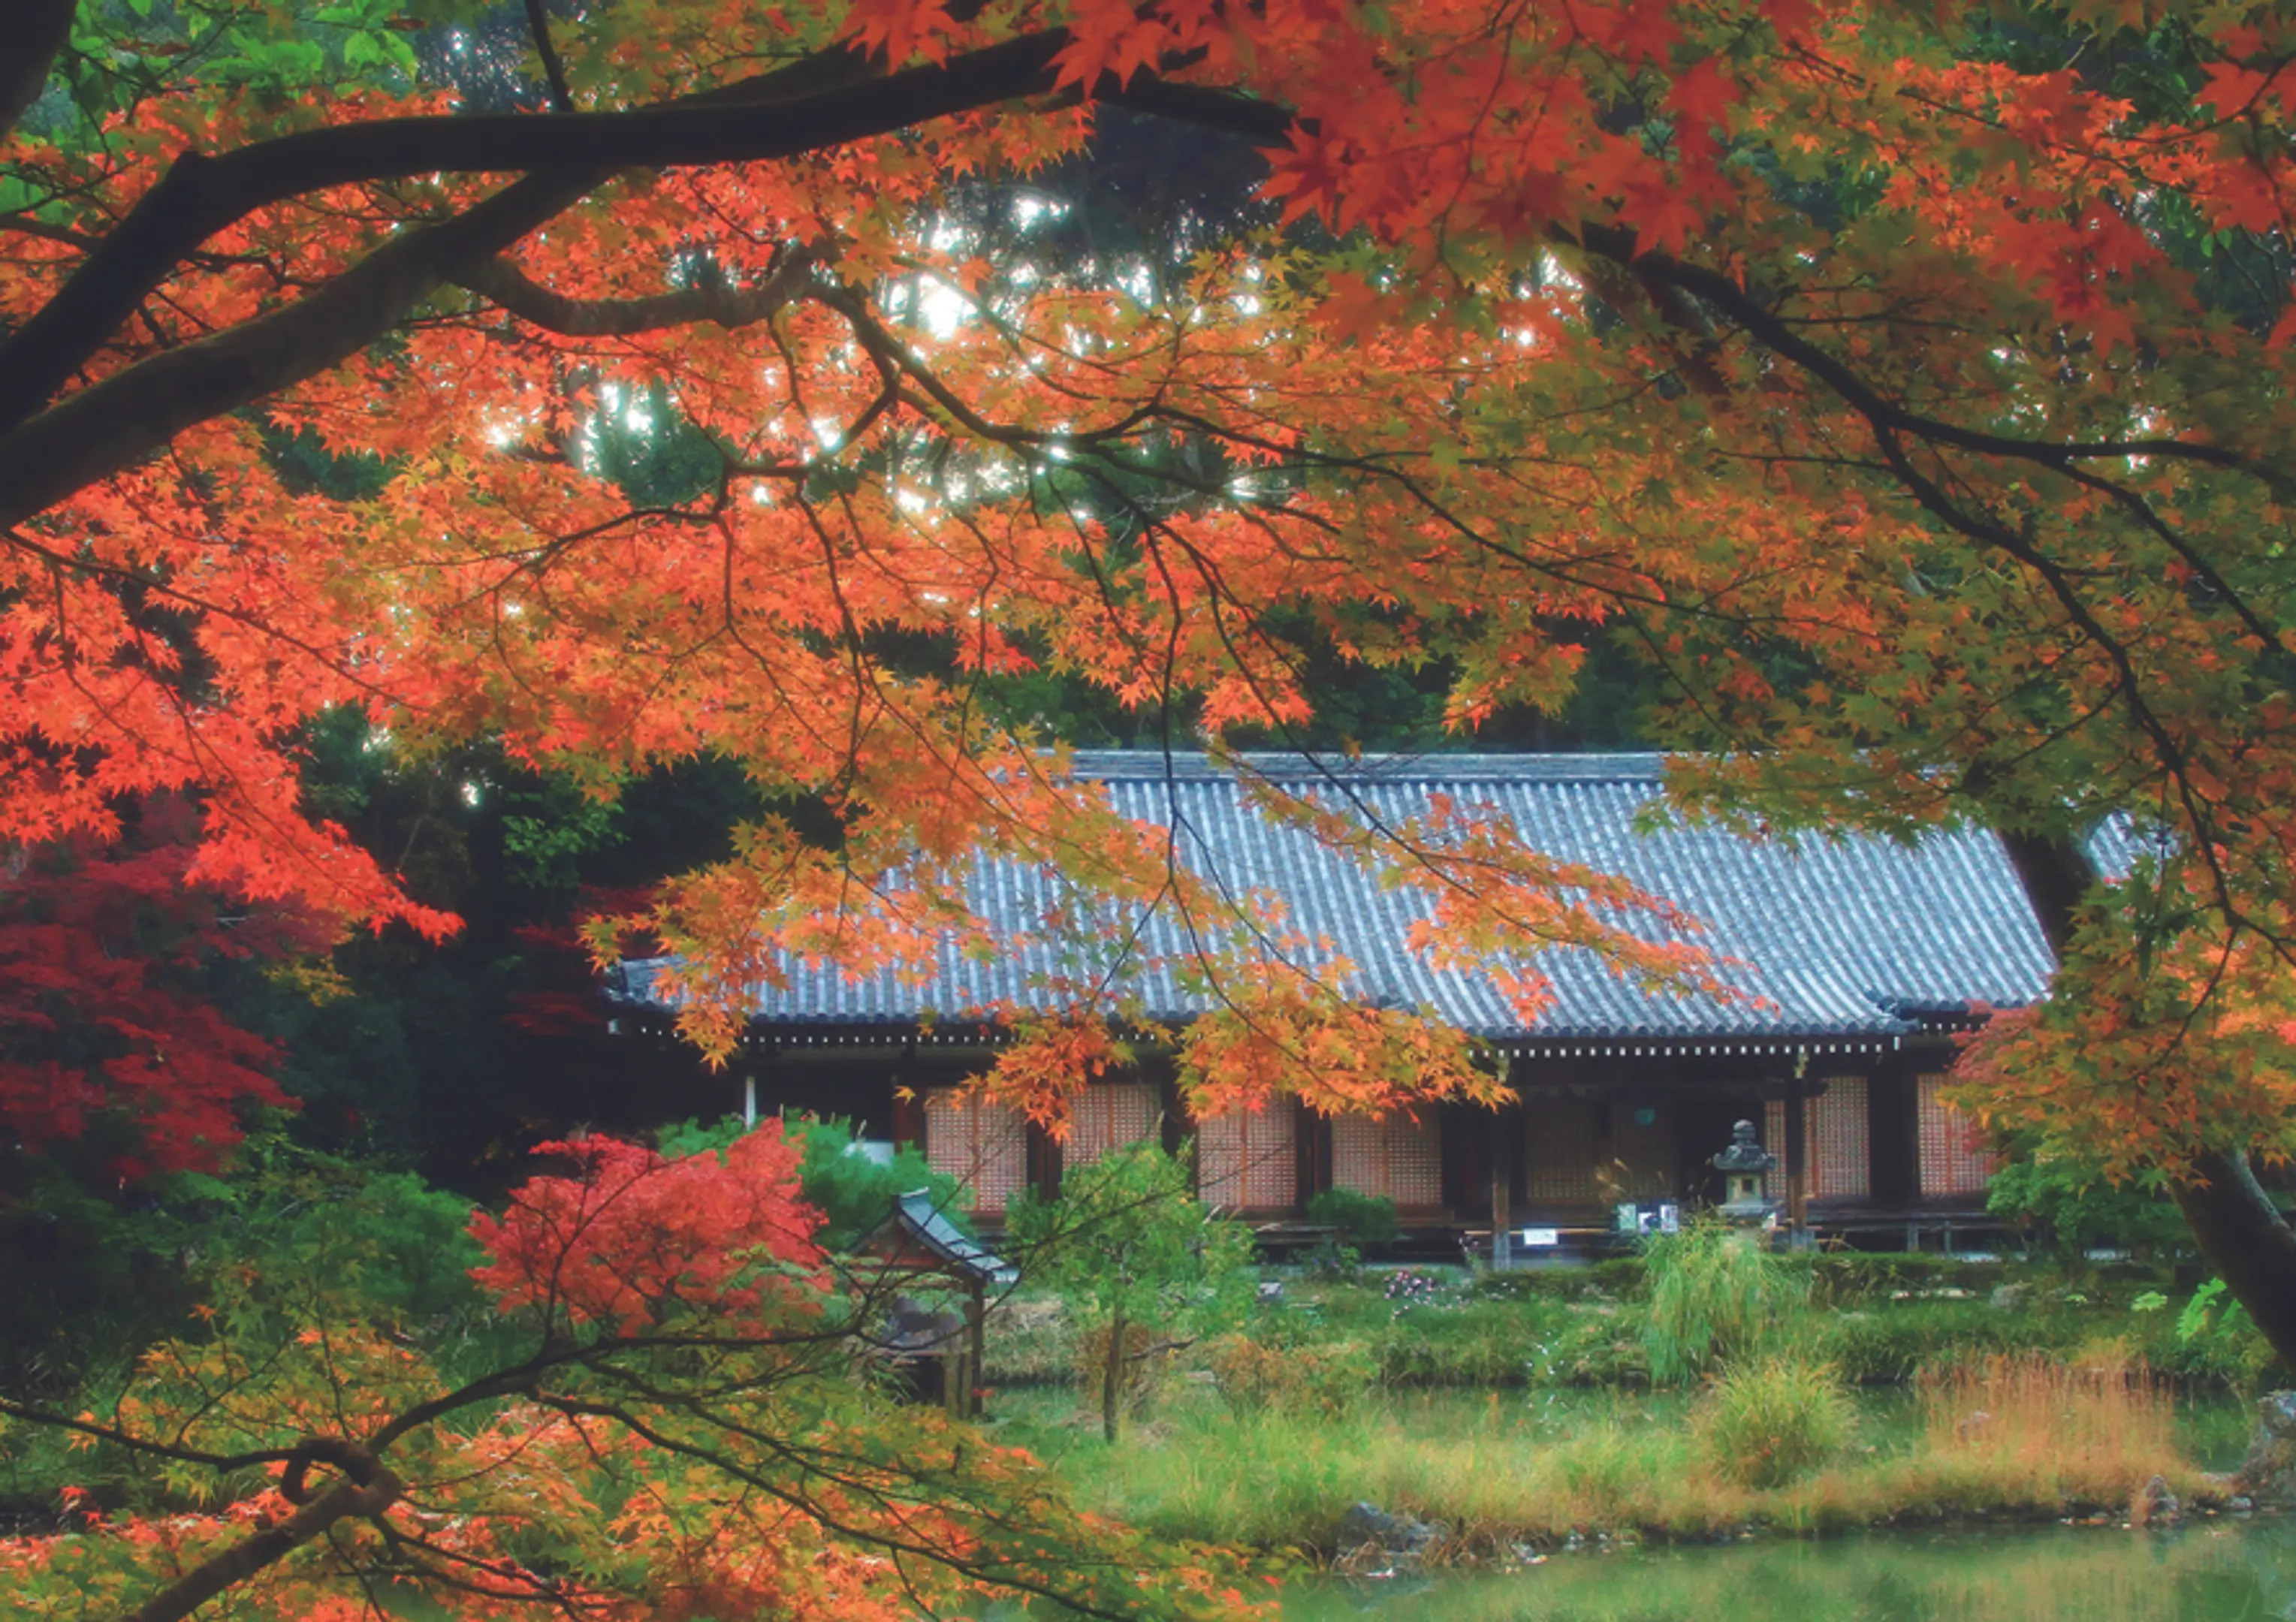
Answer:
1284;1518;2296;1622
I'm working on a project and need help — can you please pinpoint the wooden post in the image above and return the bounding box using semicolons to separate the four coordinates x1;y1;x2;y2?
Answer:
965;1282;987;1419
1784;1071;1809;1233
1492;1156;1511;1270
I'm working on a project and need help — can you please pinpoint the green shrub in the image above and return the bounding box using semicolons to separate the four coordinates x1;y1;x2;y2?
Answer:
2136;1279;2278;1388
1205;1333;1376;1415
1694;1357;1856;1488
657;1114;964;1250
1803;1252;2008;1306
1987;1150;2189;1270
1470;1256;1645;1301
1305;1187;1401;1248
1642;1218;1808;1384
981;1292;1075;1383
1006;1140;1255;1442
1372;1298;1549;1386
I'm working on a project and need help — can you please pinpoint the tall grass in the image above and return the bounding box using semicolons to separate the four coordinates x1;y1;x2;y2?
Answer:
1696;1358;1857;1488
1643;1218;1809;1383
1006;1354;2209;1555
1909;1352;2184;1506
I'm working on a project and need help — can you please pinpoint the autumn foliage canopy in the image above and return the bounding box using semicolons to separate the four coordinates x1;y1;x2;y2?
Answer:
2;0;2294;1162
4;0;2296;1612
0;1125;1259;1621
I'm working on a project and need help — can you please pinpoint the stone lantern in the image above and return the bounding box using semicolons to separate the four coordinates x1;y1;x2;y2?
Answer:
1712;1119;1777;1226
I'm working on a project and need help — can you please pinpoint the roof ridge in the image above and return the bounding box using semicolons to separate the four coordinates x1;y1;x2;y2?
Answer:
1061;749;1670;783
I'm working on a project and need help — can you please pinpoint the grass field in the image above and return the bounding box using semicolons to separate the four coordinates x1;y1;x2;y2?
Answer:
989;1354;2228;1557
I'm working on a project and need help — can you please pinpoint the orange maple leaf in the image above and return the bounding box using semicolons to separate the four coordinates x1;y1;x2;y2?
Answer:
1667;59;1741;133
842;0;960;67
1621;176;1706;258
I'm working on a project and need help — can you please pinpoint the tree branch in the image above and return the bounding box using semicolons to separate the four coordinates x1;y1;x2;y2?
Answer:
454;245;818;338
0;1397;297;1476
0;169;590;529
523;0;576;113
1607;228;2284;488
0;0;74;151
0;30;1069;441
120;1440;400;1622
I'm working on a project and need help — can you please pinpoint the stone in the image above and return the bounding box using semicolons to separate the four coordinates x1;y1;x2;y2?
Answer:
1337;1501;1442;1557
2132;1474;2181;1527
2235;1391;2296;1506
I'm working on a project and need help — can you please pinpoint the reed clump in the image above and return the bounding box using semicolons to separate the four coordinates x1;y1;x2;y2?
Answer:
1694;1357;1857;1488
1906;1352;2190;1507
1643;1218;1810;1384
1204;1333;1375;1417
1011;1347;2210;1556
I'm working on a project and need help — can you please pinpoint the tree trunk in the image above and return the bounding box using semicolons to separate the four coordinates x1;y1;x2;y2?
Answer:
1996;831;2092;960
1102;1306;1125;1446
2172;1150;2296;1370
2003;830;2296;1369
121;1441;399;1622
0;0;73;151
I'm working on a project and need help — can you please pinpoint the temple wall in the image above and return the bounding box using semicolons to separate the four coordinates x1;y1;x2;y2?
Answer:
888;1043;1993;1229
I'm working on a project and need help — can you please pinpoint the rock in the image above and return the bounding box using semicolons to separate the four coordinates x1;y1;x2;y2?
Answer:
1336;1502;1443;1558
1990;1283;2032;1312
2236;1391;2296;1506
2132;1474;2181;1527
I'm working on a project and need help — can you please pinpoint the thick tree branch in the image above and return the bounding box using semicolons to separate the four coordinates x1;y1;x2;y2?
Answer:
0;31;1069;439
454;246;818;337
120;1440;400;1622
1999;831;2095;960
0;0;74;151
1103;76;1293;141
2171;1147;2296;1372
0;170;590;528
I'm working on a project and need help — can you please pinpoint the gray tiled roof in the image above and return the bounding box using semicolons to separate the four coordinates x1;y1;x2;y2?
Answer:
613;752;2098;1045
859;1191;1018;1285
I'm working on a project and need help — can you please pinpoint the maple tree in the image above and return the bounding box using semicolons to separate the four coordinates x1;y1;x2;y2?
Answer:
0;1125;1260;1621
3;0;2296;1350
1006;1137;1254;1442
0;794;308;1183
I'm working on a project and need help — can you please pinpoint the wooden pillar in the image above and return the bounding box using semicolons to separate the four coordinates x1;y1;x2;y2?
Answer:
1491;1156;1512;1268
1784;1070;1809;1232
1867;1055;1920;1208
942;1286;967;1420
1156;1054;1187;1159
1504;1075;1530;1219
890;1055;927;1152
1301;1110;1332;1204
1027;1120;1061;1201
965;1282;987;1419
